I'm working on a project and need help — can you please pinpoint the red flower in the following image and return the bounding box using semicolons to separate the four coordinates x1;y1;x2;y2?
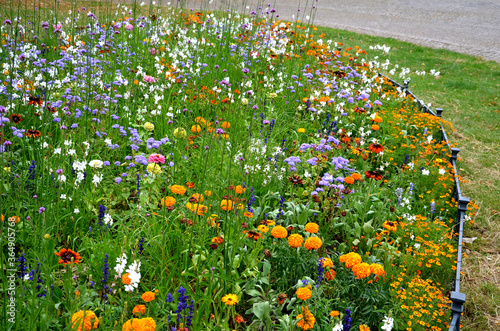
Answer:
54;248;82;265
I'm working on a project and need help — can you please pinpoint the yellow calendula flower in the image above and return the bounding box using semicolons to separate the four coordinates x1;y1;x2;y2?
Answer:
298;128;305;133
221;293;238;305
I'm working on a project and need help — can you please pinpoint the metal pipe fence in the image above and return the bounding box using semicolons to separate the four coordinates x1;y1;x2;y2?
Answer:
378;73;469;331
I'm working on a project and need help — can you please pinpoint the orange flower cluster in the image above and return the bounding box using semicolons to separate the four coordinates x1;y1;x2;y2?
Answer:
71;310;99;331
296;305;315;330
339;252;362;268
122;317;157;331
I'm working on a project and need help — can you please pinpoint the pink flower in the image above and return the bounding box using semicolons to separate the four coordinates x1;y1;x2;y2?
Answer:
148;153;165;164
125;24;133;31
143;75;156;83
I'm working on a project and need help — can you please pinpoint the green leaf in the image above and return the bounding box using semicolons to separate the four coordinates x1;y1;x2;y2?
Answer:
253;301;270;320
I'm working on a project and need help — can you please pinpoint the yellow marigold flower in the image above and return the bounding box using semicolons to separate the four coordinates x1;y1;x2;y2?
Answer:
297;306;315;330
304;237;322;250
352;262;372;279
235;185;245;194
143;122;154;131
161;196;176;207
173;127;187;138
141;291;155;302
191;124;201;133
288;234;303;248
220;199;234;211
146;162;162;175
370;263;385;276
133;304;146;315
71;310;98;331
221;293;238;305
296;287;312;300
304;222;319;234
298;128;306;133
329;310;340;318
271;225;288;238
322;258;333;269
339;252;362;269
171;185;187;195
257;225;269;233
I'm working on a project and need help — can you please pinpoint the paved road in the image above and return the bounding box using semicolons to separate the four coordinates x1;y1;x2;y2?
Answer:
142;0;500;63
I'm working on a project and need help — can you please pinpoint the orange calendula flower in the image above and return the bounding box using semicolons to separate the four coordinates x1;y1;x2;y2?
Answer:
271;225;288;238
191;193;204;202
351;172;362;181
360;324;370;331
142;291;155;302
352;262;372;279
221;121;231;129
304;222;319;234
122;273;132;285
288;234;303;248
371;124;380;131
161;196;176;207
190;125;201;133
221;293;238;305
54;248;82;265
186;202;208;216
235;185;245;194
304;237;322;250
171;185;187;195
344;176;355;184
296;287;312;300
339;252;362;269
296;305;315;330
133;304;146;315
71;310;99;331
329;310;340;318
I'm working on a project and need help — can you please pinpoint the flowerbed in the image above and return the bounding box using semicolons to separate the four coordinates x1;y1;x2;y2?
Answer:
0;3;477;331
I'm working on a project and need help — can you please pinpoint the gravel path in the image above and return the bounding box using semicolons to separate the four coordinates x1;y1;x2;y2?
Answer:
129;0;500;63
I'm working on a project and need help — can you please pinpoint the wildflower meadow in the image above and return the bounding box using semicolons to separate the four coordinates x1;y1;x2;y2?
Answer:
0;1;478;330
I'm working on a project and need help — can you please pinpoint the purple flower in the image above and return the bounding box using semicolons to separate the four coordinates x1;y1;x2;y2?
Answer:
115;177;122;184
38;207;46;213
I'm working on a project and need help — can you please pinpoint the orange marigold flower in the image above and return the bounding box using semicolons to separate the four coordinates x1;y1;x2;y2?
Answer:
352;262;372;279
54;248;82;265
322;258;334;268
296;305;315;330
122;317;156;331
133;304;146;315
257;225;269;233
161;196;176;207
235;185;245;194
212;237;223;244
142;291;156;302
171;185;187;195
220;199;234;211
373;114;383;123
221;293;238;305
296;287;312;300
304;222;319;234
304;237;322;250
344;176;355;184
351;173;362;181
360;324;370;331
221;121;231;129
122;273;132;285
288;234;304;248
370;263;385;276
339;252;362;269
186;182;195;188
325;269;336;281
329;310;340;318
271;225;288;238
71;310;99;331
371;124;380;131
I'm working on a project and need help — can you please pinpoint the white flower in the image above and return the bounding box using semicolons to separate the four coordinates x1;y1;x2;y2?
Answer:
332;322;343;331
74;208;80;214
92;174;103;186
427;135;433;144
89;160;104;168
54;148;62;154
114;253;128;275
381;316;394;331
124;260;141;292
422;169;430;176
103;213;113;227
439;168;446;176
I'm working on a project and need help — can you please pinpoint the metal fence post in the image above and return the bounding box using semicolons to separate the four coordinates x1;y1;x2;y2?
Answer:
436;107;444;117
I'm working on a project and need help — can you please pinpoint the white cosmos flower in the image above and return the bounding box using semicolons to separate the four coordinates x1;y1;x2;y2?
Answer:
89;160;104;168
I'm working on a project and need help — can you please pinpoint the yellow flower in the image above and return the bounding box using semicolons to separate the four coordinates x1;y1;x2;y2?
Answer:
288;234;303;248
322;258;333;268
191;124;201;133
143;122;154;131
271;225;288;239
71;310;99;331
44;233;51;239
186;202;208;216
220;199;234;211
304;237;322;250
296;287;312;300
221;293;238;305
304;222;319;234
298;128;306;133
173;127;187;138
360;325;370;331
146;162;162;175
257;225;269;233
